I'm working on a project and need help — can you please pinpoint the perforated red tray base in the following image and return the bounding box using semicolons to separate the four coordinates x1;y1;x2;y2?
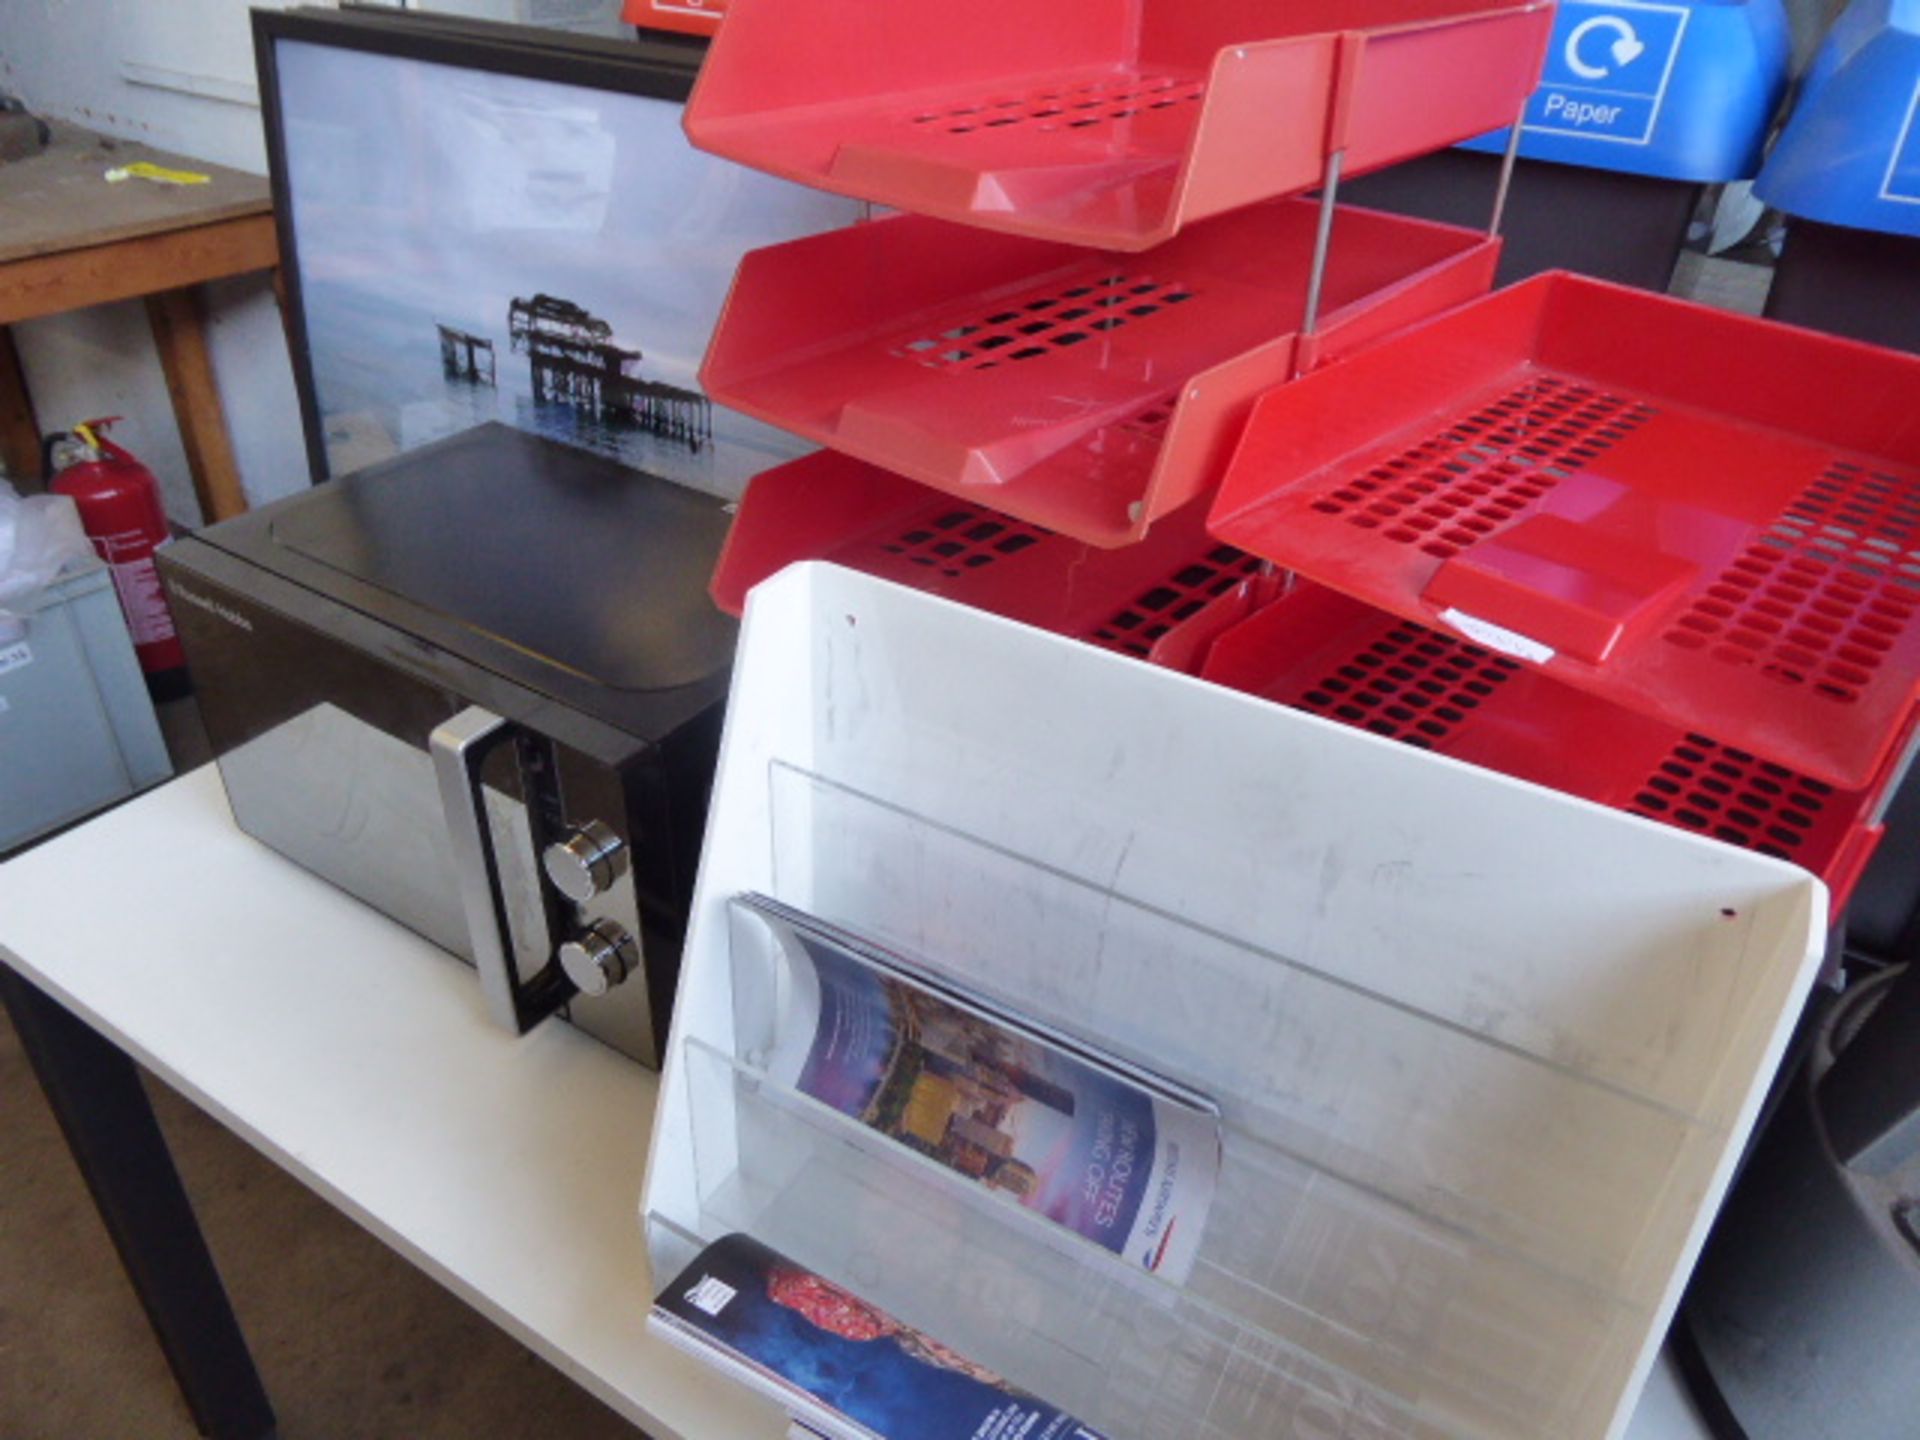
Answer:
1211;273;1920;790
712;450;1259;663
1200;582;1887;909
718;451;1888;903
703;198;1497;548
685;0;1551;250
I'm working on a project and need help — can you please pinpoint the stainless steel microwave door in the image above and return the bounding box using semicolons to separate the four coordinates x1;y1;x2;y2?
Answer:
219;701;545;988
221;702;468;959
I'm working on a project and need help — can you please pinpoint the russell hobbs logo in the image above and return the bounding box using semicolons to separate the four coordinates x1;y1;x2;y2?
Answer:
171;586;255;633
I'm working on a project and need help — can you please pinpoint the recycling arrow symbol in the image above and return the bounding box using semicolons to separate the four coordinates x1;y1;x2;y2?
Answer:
1566;14;1648;79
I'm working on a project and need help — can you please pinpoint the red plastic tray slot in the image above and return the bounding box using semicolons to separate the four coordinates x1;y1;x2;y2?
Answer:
1199;581;1890;911
703;199;1498;548
685;0;1552;251
711;450;1261;666
1210;272;1920;790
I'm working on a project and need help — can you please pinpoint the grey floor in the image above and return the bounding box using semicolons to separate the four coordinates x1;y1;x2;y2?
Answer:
1670;249;1774;316
0;699;648;1439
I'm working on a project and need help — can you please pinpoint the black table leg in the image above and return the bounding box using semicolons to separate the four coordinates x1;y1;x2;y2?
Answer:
1;965;277;1440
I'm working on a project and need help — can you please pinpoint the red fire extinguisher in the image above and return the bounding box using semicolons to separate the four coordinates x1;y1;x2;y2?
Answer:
45;418;190;701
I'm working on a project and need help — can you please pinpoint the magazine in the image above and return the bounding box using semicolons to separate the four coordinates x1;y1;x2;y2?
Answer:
652;1232;1110;1440
730;894;1221;1284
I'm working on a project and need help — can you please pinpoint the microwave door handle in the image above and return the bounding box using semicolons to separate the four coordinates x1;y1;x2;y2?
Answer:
429;705;573;1036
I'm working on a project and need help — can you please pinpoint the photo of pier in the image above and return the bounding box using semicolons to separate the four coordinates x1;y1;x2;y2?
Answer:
505;293;711;451
273;36;862;490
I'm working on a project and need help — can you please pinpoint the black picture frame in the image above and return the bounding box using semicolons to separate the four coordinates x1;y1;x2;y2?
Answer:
253;6;708;484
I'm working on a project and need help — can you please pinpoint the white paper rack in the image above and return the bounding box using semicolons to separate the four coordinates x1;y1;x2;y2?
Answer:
643;563;1825;1440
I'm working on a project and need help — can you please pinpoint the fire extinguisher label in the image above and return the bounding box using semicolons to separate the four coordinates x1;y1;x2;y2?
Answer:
95;529;150;565
95;530;178;649
0;640;32;676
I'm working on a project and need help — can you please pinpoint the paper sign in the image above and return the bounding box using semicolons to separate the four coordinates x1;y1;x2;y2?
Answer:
1881;80;1920;205
1524;0;1690;146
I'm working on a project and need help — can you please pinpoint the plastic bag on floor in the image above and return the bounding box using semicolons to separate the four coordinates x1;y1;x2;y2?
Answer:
0;484;92;643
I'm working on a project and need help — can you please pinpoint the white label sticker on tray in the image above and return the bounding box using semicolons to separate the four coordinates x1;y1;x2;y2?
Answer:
1439;608;1556;664
684;1274;737;1317
0;640;31;676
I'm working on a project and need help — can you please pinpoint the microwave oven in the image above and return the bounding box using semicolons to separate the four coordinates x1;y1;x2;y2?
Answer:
157;425;736;1066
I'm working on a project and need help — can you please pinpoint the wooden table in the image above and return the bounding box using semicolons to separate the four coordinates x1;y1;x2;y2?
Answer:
0;122;282;521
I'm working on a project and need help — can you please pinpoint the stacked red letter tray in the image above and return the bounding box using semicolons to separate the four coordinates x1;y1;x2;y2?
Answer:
684;0;1553;250
1195;579;1895;909
711;450;1260;665
1210;273;1920;792
703;200;1498;547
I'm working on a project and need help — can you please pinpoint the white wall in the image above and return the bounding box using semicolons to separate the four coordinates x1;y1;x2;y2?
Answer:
0;0;613;520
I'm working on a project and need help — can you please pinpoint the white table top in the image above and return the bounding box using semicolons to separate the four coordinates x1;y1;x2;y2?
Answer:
0;769;1716;1440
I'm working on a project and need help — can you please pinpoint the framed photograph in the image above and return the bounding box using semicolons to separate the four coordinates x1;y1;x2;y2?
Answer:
255;7;859;491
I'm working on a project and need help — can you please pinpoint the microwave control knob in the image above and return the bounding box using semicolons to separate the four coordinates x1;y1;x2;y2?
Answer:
542;820;627;903
557;919;636;998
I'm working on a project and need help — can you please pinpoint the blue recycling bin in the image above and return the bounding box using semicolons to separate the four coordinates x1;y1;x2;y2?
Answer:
1346;0;1790;289
1757;0;1920;350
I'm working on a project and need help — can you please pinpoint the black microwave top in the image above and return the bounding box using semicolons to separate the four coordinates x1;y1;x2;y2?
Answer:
180;424;738;741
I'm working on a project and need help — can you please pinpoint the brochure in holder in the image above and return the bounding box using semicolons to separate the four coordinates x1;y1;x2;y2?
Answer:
653;1232;1112;1440
730;895;1222;1283
643;562;1827;1440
